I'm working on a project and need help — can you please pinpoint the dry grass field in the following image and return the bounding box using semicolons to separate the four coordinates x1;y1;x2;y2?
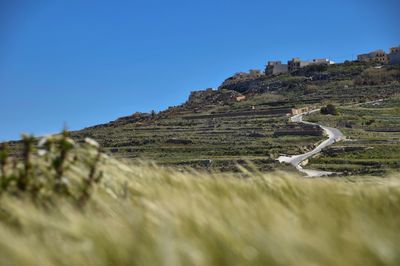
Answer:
1;138;400;266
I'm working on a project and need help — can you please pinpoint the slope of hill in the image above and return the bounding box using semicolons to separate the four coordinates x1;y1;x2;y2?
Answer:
307;96;400;175
7;62;400;175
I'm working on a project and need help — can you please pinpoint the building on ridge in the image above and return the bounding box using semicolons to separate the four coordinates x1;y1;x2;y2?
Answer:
389;45;400;65
357;50;388;64
265;61;288;75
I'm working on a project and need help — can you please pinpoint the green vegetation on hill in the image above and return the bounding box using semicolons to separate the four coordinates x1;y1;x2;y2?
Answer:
321;104;338;115
6;62;400;175
307;96;400;175
2;46;400;265
70;109;321;172
1;142;400;265
0;132;103;207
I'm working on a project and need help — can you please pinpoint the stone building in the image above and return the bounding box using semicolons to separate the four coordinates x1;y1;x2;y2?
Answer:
389;46;400;65
290;106;313;115
311;58;332;65
390;46;400;54
357;50;389;64
268;57;333;73
288;58;311;72
235;95;246;102
287;58;331;72
265;61;288;75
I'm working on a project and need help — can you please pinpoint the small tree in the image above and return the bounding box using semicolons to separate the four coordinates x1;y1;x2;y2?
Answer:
305;85;318;94
321;104;338;115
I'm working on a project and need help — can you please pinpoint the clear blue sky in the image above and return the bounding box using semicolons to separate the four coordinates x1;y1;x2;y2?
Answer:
1;0;399;141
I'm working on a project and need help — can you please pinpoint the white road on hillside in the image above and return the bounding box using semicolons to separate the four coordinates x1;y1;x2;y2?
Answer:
277;109;344;177
277;100;384;177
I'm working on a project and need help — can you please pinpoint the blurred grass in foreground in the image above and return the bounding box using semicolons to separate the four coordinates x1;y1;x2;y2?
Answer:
0;137;400;265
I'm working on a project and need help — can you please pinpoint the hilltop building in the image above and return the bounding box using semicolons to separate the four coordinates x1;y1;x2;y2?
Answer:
287;58;332;72
389;46;400;65
311;58;333;64
390;46;400;53
288;58;310;72
357;50;389;64
265;61;288;75
266;57;332;75
357;46;400;65
265;45;399;77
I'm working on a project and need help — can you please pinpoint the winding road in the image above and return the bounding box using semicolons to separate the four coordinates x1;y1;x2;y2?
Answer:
277;109;344;177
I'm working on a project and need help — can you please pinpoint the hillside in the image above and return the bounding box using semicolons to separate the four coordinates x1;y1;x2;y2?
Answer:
307;96;400;175
7;62;400;175
2;60;400;264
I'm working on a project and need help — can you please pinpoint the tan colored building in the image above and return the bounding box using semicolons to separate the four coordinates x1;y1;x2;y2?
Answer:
390;46;400;54
389;46;400;65
265;61;288;75
311;58;331;65
235;95;246;102
288;58;300;71
291;106;312;115
287;57;331;71
288;57;332;72
357;50;388;64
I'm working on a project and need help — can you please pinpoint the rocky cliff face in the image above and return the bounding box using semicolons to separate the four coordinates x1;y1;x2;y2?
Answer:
187;88;242;106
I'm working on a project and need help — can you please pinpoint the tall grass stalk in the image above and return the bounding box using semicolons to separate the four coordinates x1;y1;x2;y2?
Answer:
0;150;399;265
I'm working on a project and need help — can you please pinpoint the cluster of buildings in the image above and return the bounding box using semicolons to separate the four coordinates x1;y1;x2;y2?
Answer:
266;58;334;76
266;45;400;76
357;46;400;65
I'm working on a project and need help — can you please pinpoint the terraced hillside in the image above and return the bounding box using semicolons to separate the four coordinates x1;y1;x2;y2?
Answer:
68;96;322;172
6;62;400;174
307;96;400;175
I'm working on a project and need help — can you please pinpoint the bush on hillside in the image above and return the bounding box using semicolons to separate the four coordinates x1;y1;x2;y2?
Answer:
305;85;318;94
0;131;102;207
321;104;338;115
354;66;400;86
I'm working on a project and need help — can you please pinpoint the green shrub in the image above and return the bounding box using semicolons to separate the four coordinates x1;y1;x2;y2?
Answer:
320;104;338;115
0;131;102;207
354;67;400;86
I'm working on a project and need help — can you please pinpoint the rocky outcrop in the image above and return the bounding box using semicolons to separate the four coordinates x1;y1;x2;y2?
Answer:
155;88;246;119
219;74;272;93
187;88;243;107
